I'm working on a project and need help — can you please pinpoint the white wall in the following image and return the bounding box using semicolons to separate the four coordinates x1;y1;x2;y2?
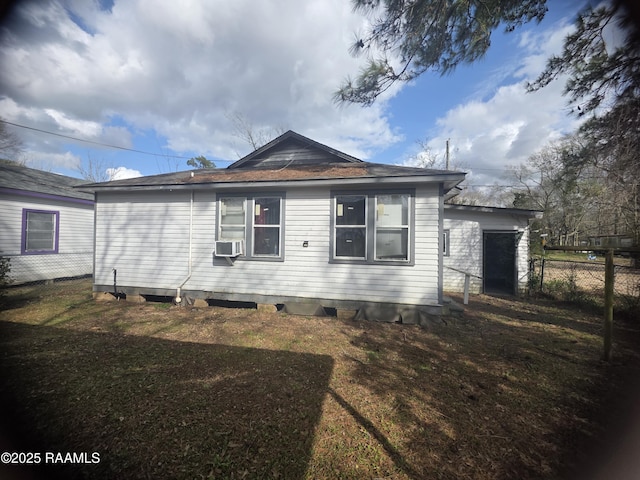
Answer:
0;193;94;284
443;207;532;294
94;184;442;306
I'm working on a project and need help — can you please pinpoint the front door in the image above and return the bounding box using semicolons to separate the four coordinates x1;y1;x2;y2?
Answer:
483;232;517;295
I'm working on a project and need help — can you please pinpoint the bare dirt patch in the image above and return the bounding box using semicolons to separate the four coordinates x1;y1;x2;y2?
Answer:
1;280;640;479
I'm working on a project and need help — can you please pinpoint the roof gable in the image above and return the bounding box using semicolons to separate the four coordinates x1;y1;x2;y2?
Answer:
228;130;362;169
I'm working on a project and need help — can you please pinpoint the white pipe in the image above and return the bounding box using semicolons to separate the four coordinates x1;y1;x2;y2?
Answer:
175;190;194;304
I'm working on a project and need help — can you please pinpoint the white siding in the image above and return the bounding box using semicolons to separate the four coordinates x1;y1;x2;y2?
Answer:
94;191;193;288
0;193;94;284
95;185;442;306
443;208;532;294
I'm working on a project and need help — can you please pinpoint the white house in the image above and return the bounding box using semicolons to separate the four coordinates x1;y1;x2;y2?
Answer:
85;131;540;320
0;162;94;284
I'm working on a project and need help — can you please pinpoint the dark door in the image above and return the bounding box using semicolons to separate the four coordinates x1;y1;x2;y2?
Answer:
483;232;517;295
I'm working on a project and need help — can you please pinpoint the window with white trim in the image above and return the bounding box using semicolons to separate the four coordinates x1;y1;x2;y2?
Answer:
218;195;284;259
333;192;412;264
22;209;59;254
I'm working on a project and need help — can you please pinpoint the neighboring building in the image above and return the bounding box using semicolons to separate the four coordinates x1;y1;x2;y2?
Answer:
586;234;636;250
85;131;540;319
0;162;94;285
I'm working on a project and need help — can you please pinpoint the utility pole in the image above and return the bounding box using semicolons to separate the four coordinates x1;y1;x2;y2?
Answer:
445;139;450;170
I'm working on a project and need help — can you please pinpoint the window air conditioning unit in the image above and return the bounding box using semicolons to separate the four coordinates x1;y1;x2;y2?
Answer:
215;240;244;257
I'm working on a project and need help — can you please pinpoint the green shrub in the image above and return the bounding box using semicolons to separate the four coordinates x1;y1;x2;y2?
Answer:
0;255;11;300
0;255;10;287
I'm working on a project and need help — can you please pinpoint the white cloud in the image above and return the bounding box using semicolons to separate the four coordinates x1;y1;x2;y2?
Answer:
107;166;142;180
23;151;81;171
0;0;399;170
406;17;583;187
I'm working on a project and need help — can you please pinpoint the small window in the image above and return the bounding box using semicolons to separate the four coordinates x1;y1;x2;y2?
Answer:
443;229;450;257
22;209;59;254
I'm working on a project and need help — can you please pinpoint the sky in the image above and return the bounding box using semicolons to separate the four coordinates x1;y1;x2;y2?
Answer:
0;0;588;189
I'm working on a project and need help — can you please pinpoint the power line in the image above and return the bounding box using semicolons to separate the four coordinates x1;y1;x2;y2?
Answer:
0;118;214;160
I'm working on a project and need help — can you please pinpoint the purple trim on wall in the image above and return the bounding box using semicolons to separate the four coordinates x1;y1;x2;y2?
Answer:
21;209;60;255
0;187;94;206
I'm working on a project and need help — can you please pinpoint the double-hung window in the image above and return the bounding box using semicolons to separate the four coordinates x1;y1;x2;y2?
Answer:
333;191;413;264
335;195;367;259
218;194;284;260
252;197;281;256
22;209;59;254
219;197;246;242
375;194;410;261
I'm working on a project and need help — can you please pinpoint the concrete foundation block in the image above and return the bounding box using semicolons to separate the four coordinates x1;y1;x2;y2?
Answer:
93;292;117;302
128;294;146;304
354;304;401;323
337;309;357;321
193;298;209;308
257;304;277;313
283;302;326;316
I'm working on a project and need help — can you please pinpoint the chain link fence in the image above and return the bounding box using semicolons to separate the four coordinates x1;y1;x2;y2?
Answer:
529;252;640;314
0;252;93;289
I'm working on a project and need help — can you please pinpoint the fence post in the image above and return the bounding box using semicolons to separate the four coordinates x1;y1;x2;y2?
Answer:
603;249;614;362
540;257;545;292
463;274;470;305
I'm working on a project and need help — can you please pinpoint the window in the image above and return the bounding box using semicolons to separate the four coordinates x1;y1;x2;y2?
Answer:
253;197;281;256
375;194;409;261
443;229;450;257
219;197;246;241
333;191;412;264
218;194;284;259
335;195;366;259
22;209;59;254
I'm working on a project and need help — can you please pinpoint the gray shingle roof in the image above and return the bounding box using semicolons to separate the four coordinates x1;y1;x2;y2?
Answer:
79;131;466;193
0;162;94;202
81;161;465;191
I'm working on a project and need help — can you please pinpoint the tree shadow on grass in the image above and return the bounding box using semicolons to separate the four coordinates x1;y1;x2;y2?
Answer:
0;321;334;480
341;299;640;479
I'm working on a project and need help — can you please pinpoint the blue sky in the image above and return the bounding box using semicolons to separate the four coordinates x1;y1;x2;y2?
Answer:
0;0;587;189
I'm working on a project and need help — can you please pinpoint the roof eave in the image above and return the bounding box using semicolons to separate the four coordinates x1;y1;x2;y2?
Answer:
445;203;543;218
87;173;466;193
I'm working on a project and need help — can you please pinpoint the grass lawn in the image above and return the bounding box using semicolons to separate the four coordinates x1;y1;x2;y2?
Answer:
1;279;640;479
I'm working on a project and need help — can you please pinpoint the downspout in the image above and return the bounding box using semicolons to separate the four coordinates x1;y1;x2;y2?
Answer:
175;190;194;304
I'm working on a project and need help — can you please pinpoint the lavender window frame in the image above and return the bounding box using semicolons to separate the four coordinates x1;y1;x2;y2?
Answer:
21;209;60;255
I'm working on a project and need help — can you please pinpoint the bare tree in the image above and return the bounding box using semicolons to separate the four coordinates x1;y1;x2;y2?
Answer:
226;111;287;156
77;154;113;182
0;118;23;161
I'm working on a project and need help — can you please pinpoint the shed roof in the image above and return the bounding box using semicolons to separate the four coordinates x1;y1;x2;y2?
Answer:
0;162;94;202
444;203;543;219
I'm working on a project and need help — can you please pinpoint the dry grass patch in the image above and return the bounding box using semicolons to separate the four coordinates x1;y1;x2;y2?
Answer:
1;280;640;479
